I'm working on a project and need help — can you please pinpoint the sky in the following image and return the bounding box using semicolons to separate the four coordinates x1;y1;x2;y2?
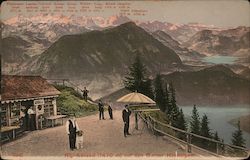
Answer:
1;0;250;27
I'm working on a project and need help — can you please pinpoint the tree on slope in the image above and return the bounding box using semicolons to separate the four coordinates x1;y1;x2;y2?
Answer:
190;105;200;135
124;54;153;98
231;121;246;148
154;74;166;112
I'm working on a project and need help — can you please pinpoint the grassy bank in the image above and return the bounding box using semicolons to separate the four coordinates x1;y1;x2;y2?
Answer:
147;110;170;124
127;105;169;124
54;85;98;117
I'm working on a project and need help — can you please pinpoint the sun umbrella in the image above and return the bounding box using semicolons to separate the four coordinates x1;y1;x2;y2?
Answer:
116;92;156;104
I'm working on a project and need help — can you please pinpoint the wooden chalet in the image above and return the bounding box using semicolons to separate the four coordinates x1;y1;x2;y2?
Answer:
1;75;63;142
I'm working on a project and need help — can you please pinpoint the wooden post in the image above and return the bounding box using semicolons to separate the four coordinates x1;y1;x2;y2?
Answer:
216;142;219;155
40;118;43;130
135;112;138;130
52;119;54;127
186;133;189;153
152;119;157;136
186;132;191;153
189;134;192;153
12;129;15;139
148;116;152;130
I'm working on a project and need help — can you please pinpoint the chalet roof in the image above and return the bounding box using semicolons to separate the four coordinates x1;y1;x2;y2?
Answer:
1;75;60;102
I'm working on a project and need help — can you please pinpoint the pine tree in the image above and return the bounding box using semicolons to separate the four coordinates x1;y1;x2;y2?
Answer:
176;108;187;131
124;54;146;92
174;108;186;140
168;82;176;113
165;83;170;113
154;74;166;112
142;79;154;99
190;105;200;135
124;54;153;98
200;114;212;138
214;131;219;141
169;82;179;125
199;114;212;149
231;121;246;148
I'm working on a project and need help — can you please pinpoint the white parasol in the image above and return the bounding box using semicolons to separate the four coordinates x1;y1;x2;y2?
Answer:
116;92;155;104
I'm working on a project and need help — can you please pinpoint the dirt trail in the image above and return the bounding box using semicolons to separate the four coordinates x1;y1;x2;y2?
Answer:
2;110;201;157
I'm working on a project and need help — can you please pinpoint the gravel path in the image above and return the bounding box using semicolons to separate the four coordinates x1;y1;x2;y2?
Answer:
1;110;196;158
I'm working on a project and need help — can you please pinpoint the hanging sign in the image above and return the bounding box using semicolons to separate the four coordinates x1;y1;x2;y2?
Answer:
34;99;45;105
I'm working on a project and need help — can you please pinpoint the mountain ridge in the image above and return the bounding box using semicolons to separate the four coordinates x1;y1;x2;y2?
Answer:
17;22;182;78
152;30;205;62
100;65;250;105
162;65;250;105
184;26;250;56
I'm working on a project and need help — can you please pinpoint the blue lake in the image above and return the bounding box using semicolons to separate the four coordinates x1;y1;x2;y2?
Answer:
202;56;238;64
180;105;250;148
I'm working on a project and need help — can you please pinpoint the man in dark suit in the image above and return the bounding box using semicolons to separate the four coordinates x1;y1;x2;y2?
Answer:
122;105;131;137
108;105;113;120
66;114;79;150
98;100;105;120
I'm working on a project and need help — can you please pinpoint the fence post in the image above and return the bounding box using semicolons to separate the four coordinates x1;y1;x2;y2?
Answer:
153;119;155;129
186;132;191;153
135;112;138;130
153;119;157;137
149;116;152;130
216;142;219;155
186;132;189;153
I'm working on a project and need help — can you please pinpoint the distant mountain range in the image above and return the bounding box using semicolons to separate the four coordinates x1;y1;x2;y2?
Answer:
2;22;89;57
2;14;132;44
17;22;182;77
3;14;248;65
138;21;219;43
0;15;169;65
2;14;220;52
152;30;205;62
184;26;250;56
2;36;30;63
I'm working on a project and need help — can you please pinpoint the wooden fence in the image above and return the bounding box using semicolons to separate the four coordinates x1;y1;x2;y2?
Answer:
134;110;249;158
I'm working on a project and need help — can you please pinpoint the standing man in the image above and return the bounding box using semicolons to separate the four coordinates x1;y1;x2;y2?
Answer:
108;104;113;120
122;105;131;137
98;100;105;120
66;114;79;150
82;87;89;101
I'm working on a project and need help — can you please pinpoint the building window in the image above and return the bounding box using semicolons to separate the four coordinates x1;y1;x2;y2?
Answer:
10;102;21;126
0;104;8;127
44;98;54;117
